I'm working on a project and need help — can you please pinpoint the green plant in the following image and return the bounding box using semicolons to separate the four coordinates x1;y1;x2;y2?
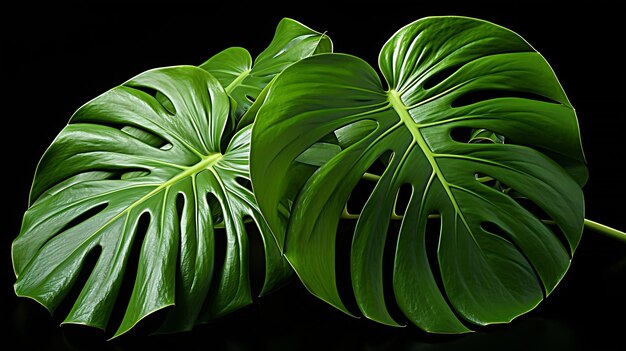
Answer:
12;18;330;338
12;16;624;338
250;16;625;332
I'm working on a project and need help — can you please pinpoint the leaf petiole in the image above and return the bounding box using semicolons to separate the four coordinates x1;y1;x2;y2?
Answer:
584;219;626;242
340;209;625;243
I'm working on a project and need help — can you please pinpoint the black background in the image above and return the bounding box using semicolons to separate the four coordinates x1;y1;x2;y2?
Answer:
2;2;625;350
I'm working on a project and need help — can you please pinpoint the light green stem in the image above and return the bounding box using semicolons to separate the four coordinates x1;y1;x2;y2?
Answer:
342;209;625;243
362;172;381;182
359;173;626;243
584;219;626;242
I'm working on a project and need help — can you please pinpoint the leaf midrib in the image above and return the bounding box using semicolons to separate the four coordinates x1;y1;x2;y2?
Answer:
225;69;251;94
388;90;532;311
15;152;225;305
73;153;224;246
388;89;475;242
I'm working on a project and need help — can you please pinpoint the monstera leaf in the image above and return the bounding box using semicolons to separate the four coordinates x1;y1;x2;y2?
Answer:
251;16;587;333
12;17;332;338
200;18;332;123
12;67;292;338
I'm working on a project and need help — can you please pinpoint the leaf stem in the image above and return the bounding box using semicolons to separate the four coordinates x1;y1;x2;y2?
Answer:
584;219;626;242
362;172;381;182
339;211;626;243
225;69;251;94
358;172;626;242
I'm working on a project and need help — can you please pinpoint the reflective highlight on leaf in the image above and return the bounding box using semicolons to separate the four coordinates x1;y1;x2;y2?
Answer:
200;18;332;123
251;16;586;333
13;67;291;337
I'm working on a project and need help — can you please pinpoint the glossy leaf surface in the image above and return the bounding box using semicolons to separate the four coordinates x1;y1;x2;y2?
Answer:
13;17;333;337
200;18;332;123
251;16;586;333
12;67;291;337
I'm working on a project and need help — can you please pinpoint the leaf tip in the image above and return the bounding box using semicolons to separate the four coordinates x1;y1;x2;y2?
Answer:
13;287;55;316
110;302;176;340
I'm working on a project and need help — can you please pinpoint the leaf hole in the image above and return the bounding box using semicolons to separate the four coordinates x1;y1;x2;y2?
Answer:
367;150;393;175
155;92;176;115
52;203;109;244
54;246;102;319
480;221;514;244
450;127;474;143
346;151;392;215
295;120;378;169
200;195;227;319
334;219;360;315
479;177;572;257
427;215;473;329
32;172;116;205
131;85;159;98
422;63;464;90
243;215;266;296
394;184;412;217
425;215;445;302
207;192;224;225
106;211;151;335
245;94;256;103
510;196;571;257
381;217;407;325
175;192;185;219
131;85;176;115
66;168;150;182
118;168;151;181
346;179;376;216
480;221;546;298
451;89;560;108
235;177;253;192
200;193;226;317
121;125;171;149
170;191;187;328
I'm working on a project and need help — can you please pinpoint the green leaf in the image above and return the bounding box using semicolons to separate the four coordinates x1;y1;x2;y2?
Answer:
12;66;291;337
250;16;586;333
200;18;332;123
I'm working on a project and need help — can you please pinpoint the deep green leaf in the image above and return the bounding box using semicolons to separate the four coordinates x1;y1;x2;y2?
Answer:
200;18;332;123
13;66;291;337
251;16;586;333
